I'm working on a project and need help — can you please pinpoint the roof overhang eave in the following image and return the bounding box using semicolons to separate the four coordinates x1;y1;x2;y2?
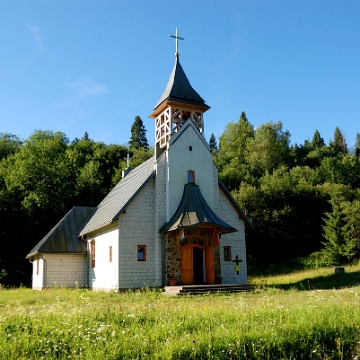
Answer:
79;219;114;237
160;223;237;234
26;250;87;259
26;251;38;259
149;99;210;119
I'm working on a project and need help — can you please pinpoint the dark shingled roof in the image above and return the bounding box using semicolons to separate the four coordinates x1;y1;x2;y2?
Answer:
79;156;155;236
154;57;210;111
26;206;96;258
160;184;237;233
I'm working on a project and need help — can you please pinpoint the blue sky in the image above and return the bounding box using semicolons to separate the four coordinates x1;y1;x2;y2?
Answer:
1;0;359;148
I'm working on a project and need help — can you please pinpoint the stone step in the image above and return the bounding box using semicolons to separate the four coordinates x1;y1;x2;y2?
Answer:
163;284;255;296
179;284;255;295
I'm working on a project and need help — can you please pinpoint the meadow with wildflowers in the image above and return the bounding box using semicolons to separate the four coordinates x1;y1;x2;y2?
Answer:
1;265;360;359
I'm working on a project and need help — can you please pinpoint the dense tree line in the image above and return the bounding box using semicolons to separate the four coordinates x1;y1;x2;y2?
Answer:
214;112;360;271
1;112;360;285
0;117;152;286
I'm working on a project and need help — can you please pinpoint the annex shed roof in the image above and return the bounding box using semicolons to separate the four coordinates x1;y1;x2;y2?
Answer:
79;156;155;236
26;206;96;258
160;184;237;233
152;57;210;113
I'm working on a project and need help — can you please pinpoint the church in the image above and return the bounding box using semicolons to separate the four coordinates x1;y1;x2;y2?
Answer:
27;31;252;291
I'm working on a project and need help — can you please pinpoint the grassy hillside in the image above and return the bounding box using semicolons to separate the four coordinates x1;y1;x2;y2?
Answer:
249;261;360;291
1;267;360;359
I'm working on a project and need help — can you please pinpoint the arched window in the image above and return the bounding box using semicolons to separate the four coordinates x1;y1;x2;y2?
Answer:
188;170;195;184
180;236;206;247
90;239;95;268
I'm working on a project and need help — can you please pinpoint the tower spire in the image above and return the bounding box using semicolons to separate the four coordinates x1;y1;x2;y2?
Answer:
150;29;210;159
169;28;184;57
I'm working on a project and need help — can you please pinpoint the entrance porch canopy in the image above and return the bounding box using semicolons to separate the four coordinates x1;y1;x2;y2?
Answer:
160;184;237;234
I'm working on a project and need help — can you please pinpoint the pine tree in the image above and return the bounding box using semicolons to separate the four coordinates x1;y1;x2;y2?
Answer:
355;133;360;157
311;129;325;149
83;131;90;141
342;200;360;260
129;116;149;150
322;193;347;265
209;133;218;153
331;127;348;155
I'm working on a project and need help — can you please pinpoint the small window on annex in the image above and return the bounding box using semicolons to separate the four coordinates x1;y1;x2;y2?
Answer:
188;170;195;184
109;246;113;262
36;258;39;275
224;246;231;261
90;240;96;268
137;245;146;261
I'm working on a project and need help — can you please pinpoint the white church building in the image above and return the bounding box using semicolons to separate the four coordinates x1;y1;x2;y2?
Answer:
27;33;252;290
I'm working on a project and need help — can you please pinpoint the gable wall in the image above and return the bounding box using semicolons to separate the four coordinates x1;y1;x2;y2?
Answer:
167;126;215;219
118;178;157;288
88;227;119;291
217;189;247;284
42;253;87;288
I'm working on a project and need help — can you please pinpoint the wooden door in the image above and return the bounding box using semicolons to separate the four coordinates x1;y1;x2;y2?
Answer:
205;245;215;284
181;245;193;285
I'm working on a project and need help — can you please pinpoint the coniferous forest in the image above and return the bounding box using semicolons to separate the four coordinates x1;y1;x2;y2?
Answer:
1;113;360;286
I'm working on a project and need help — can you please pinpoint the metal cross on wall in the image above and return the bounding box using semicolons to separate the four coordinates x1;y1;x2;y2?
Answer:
169;28;184;57
232;255;242;275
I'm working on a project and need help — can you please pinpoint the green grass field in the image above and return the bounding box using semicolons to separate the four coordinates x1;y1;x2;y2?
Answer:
1;264;360;359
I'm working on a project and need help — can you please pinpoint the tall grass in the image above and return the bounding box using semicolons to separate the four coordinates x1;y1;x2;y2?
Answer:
1;281;360;359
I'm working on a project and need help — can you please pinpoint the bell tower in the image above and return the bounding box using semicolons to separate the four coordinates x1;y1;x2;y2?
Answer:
149;28;210;159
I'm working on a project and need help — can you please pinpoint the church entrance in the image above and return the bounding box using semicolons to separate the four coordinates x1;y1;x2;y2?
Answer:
193;246;204;284
180;236;215;285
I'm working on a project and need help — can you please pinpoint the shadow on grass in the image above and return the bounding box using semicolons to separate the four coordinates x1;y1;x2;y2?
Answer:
268;270;360;291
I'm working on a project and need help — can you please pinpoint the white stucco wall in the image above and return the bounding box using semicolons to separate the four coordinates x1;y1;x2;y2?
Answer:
88;228;119;291
217;189;248;284
167;124;215;220
118;178;157;288
31;256;44;290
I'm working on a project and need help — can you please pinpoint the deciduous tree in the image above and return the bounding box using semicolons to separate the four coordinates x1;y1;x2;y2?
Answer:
245;121;291;176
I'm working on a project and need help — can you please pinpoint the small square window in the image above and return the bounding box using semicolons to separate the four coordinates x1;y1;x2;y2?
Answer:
137;245;146;261
189;146;192;151
224;246;231;261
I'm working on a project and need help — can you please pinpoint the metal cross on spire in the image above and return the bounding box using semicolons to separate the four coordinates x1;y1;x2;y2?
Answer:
169;28;184;57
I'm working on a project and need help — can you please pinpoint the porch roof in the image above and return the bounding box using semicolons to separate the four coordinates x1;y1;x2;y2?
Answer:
160;184;237;233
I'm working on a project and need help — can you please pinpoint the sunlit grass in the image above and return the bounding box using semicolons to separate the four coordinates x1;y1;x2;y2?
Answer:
1;283;360;359
249;261;360;290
